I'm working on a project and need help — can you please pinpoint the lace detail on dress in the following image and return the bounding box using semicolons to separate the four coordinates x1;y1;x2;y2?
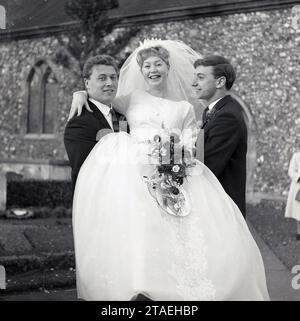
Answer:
167;214;216;301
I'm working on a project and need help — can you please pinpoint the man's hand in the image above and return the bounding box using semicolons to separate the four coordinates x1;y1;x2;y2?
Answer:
68;91;92;121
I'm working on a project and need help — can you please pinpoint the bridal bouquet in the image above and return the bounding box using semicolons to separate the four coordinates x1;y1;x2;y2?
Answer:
144;130;196;217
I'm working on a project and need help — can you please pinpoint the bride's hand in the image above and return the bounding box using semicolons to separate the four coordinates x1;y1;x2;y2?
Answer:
68;91;92;121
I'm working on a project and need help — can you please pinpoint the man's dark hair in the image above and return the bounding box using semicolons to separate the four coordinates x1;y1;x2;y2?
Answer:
194;55;236;90
82;54;119;79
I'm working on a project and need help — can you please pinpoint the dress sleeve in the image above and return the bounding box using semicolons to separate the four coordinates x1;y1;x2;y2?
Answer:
181;102;198;151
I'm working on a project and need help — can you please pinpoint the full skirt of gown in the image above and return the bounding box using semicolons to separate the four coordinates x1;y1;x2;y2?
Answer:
73;132;270;301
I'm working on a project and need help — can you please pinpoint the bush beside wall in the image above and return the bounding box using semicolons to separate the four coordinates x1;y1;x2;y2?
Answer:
7;180;73;208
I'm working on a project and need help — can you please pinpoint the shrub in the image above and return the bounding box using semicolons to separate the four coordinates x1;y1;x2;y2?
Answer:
32;206;53;219
7;180;73;208
3;206;72;219
51;206;71;218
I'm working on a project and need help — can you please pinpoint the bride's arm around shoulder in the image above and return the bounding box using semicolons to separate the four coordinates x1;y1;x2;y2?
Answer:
68;90;133;120
113;89;145;115
113;91;135;115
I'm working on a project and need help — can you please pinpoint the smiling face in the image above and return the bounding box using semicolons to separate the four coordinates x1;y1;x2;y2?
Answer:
84;64;118;105
192;65;219;102
141;56;169;91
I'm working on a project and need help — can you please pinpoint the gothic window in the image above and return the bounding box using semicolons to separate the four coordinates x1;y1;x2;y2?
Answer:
27;61;57;135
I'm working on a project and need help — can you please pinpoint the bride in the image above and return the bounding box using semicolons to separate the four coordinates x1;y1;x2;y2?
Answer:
70;39;270;301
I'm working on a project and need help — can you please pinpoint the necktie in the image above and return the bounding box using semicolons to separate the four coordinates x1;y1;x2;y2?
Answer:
201;106;215;129
109;108;119;132
206;107;216;120
201;107;209;129
203;107;209;121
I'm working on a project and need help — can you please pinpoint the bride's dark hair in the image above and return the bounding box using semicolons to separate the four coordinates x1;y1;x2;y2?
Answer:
136;46;170;69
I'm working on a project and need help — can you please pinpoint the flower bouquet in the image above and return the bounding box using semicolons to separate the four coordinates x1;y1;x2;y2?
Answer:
144;130;196;217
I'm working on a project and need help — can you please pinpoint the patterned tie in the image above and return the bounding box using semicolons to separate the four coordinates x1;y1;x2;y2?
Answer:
201;107;210;129
109;108;119;132
203;106;215;125
203;107;209;121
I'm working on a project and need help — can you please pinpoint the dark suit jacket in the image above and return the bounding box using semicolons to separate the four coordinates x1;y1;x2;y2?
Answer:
64;99;127;193
202;95;247;216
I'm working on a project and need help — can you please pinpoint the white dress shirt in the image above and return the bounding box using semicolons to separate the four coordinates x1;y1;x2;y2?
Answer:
208;96;225;111
89;98;114;130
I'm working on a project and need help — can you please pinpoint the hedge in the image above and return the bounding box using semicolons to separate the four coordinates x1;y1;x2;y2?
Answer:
7;180;73;208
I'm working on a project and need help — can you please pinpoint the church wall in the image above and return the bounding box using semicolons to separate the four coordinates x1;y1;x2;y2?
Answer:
0;37;82;162
0;7;298;198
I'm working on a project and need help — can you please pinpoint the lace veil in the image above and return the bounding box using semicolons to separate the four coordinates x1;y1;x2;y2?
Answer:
117;39;202;105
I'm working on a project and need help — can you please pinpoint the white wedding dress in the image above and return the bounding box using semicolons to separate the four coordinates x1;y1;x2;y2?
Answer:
73;89;270;301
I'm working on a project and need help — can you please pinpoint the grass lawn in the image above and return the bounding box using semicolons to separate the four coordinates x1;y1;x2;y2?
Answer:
247;200;300;271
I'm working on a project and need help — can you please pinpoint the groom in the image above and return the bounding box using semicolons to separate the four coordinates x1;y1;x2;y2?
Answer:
64;54;151;302
192;55;248;217
64;55;126;192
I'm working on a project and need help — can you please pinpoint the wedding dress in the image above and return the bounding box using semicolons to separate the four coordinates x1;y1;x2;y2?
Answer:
73;89;270;301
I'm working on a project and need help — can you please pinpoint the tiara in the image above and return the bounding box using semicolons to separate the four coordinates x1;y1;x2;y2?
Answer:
138;38;164;50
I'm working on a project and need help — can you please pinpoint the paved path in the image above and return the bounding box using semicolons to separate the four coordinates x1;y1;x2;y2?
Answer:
1;222;299;301
248;222;299;301
0;287;77;301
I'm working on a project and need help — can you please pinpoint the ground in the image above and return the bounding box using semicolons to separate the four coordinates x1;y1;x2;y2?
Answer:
247;201;300;271
0;200;299;300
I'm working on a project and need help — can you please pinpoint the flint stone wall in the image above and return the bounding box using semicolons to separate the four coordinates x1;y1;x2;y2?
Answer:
0;8;299;198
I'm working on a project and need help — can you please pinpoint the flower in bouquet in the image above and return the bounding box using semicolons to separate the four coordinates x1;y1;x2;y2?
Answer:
144;130;196;217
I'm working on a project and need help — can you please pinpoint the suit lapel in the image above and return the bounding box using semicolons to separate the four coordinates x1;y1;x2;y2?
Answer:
87;100;112;130
87;100;129;133
203;95;232;130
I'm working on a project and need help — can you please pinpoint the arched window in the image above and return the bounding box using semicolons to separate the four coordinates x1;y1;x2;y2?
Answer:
26;61;57;135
